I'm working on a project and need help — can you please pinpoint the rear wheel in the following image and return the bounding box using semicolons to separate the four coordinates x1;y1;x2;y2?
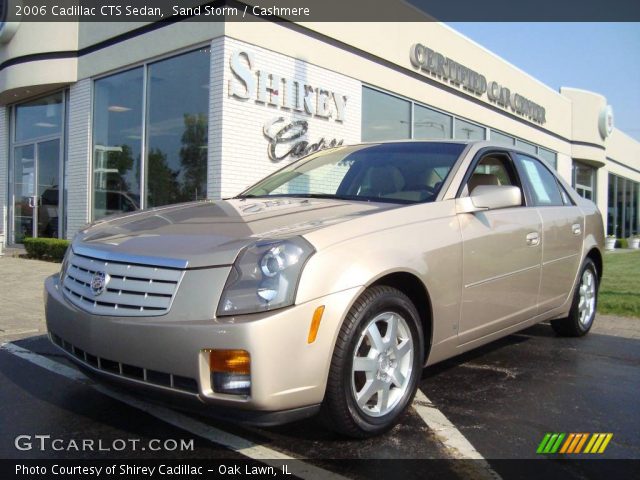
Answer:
321;286;423;438
551;258;598;337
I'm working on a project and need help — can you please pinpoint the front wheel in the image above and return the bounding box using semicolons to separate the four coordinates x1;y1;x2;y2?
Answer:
551;258;599;337
321;286;423;438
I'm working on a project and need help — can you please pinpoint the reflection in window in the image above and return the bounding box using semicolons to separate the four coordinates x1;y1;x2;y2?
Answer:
538;147;557;170
516;139;537;154
15;92;63;142
92;68;143;220
624;177;632;237
616;176;625;238
362;87;410;141
490;130;515;146
633;181;639;237
607;174;616;236
146;49;210;207
454;119;485;140
414;105;451;139
572;161;596;201
91;49;211;219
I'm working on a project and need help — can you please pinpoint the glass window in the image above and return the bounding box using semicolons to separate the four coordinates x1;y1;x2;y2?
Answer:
624;177;633;237
92;67;143;220
15;92;63;142
490;130;515;146
616;176;625;238
243;142;466;204
454;118;485;140
469;155;518;190
413;105;452;139
362;87;410;141
633;181;639;236
91;49;211;219
607;174;616;236
516;154;564;206
516;139;537;154
538;147;557;170
572;161;596;201
146;49;210;207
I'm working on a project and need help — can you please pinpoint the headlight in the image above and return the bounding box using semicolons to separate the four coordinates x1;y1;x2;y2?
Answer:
217;237;315;316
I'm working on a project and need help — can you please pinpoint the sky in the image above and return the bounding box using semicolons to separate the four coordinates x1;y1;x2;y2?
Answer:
447;23;640;141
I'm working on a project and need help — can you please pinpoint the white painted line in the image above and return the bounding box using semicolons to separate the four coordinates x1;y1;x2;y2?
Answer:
413;389;501;479
1;341;88;382
1;342;348;480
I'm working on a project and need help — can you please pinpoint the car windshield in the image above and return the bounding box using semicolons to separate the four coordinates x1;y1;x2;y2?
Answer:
239;142;466;204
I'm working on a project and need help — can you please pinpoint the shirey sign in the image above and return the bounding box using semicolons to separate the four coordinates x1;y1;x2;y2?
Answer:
228;50;348;161
410;43;547;125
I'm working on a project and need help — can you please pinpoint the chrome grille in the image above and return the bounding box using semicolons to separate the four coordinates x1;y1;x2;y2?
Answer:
62;249;185;317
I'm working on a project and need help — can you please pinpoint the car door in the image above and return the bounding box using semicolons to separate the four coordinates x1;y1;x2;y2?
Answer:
457;150;542;345
514;154;584;313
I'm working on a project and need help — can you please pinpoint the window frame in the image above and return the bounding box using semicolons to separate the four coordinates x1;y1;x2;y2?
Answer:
455;147;528;208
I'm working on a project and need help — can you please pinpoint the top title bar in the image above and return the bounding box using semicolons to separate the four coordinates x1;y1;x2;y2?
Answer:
3;0;640;22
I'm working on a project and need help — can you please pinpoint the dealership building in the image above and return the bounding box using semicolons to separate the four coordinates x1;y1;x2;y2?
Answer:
0;18;639;248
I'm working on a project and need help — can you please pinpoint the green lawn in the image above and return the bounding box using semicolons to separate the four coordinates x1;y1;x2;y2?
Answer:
598;251;640;318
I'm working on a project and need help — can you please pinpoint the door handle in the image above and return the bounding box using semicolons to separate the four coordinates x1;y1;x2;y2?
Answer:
526;232;540;246
572;223;582;236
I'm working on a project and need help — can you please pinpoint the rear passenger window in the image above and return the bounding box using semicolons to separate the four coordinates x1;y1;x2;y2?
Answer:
516;154;564;206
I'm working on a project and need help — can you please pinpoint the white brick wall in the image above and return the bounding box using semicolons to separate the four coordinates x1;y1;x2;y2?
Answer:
217;38;362;198
0;106;7;246
66;79;92;238
207;37;225;200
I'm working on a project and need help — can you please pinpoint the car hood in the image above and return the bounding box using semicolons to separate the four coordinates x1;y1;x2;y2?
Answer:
74;198;396;268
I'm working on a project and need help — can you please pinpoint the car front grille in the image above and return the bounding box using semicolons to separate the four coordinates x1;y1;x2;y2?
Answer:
61;248;185;317
50;332;199;395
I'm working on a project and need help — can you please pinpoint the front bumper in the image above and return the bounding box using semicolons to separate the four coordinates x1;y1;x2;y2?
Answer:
44;271;361;420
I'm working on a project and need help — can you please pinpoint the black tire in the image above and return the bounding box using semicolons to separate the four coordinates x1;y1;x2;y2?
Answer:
320;285;424;438
551;258;599;337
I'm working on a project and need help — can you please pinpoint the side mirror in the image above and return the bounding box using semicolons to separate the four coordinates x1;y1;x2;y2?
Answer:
456;185;522;214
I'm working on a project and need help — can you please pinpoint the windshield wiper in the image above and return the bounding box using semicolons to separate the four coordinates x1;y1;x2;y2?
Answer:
280;193;368;201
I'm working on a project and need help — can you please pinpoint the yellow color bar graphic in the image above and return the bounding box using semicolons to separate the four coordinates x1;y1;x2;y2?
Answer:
584;433;613;453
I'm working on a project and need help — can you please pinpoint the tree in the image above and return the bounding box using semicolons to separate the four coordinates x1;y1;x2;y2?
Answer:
179;113;208;201
146;148;179;207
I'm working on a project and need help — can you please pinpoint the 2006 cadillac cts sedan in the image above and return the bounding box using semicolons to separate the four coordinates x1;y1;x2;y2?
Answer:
45;141;604;437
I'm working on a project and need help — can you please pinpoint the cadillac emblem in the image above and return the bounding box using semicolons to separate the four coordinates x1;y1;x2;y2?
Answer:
90;271;109;296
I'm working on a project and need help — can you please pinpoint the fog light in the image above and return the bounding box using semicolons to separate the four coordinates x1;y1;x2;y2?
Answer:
209;349;251;395
212;372;251;396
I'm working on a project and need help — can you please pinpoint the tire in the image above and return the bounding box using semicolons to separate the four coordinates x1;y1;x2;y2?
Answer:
321;285;424;438
551;258;599;337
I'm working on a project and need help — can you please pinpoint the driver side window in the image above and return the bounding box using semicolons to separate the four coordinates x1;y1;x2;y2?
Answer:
465;154;518;195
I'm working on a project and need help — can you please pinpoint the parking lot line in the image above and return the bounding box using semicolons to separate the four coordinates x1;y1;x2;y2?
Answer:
0;342;348;480
412;390;500;479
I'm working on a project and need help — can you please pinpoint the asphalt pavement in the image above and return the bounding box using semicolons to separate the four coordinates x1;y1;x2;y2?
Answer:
0;256;638;479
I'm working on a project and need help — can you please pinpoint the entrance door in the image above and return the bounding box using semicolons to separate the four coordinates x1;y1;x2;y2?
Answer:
12;139;61;243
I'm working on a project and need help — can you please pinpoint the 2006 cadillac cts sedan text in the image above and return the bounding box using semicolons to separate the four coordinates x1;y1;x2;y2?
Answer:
45;141;604;437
